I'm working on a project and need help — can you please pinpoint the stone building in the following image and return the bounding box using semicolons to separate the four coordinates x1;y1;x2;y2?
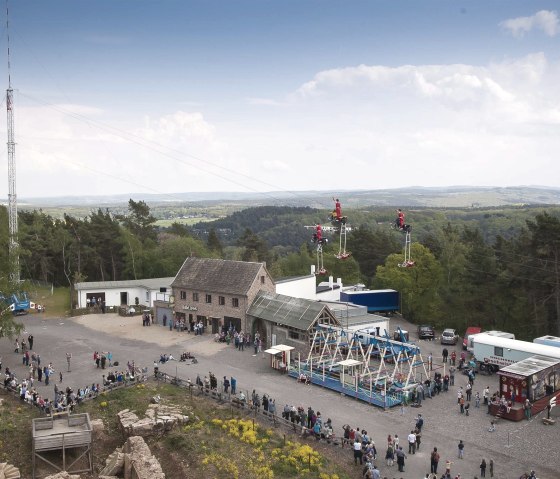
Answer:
247;291;340;351
170;258;275;334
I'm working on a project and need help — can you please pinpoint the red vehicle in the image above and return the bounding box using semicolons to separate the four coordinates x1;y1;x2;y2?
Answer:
463;326;482;350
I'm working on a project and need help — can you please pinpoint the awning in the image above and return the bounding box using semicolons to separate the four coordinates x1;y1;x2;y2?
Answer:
337;359;362;367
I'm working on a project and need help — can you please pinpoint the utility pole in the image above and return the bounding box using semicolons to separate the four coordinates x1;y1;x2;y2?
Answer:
6;0;19;283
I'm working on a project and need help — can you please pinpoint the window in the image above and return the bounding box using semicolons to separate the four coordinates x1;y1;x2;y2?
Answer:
288;330;300;340
494;346;503;357
219;296;225;306
193;292;199;302
205;294;212;304
232;298;239;308
180;291;186;300
261;275;265;284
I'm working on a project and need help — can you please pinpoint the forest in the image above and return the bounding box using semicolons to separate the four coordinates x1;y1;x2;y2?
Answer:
1;200;560;340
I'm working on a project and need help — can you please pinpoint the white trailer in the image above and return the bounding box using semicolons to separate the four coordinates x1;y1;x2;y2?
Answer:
466;330;515;353
533;335;560;348
472;333;560;373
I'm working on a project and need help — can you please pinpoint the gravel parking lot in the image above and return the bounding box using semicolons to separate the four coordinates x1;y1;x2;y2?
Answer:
1;312;558;479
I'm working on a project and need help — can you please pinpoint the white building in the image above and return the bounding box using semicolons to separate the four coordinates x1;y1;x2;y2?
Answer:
74;277;175;309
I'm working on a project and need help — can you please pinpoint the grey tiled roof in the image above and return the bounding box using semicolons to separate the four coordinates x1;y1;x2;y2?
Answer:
172;258;268;296
75;277;175;290
247;291;338;331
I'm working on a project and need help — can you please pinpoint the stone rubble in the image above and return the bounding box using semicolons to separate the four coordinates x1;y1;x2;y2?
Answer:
117;403;189;437
123;436;165;479
0;462;21;479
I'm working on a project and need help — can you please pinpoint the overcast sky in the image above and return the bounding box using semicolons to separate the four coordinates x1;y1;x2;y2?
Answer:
1;1;559;199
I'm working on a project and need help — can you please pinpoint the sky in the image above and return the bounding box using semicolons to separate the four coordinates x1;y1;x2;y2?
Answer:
0;0;559;200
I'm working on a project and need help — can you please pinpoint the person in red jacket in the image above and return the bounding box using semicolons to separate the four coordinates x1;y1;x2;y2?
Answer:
333;197;342;220
396;209;405;229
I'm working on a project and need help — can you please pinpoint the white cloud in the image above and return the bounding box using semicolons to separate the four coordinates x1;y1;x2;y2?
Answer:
500;10;559;38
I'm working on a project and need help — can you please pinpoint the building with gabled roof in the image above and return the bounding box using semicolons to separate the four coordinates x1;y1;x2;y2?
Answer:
170;257;275;335
247;290;340;351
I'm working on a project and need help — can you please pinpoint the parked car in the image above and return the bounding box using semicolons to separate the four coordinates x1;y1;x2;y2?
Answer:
417;325;435;340
441;328;459;345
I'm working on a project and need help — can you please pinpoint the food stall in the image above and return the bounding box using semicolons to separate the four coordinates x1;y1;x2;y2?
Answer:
264;344;295;372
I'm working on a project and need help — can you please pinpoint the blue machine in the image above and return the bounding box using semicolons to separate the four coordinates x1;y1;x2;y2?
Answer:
1;292;30;315
340;289;399;314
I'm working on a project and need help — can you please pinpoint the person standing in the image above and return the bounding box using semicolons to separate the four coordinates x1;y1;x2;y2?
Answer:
442;348;448;363
430;447;440;474
395;446;406;472
415;414;424;432
353;437;363;465
407;430;416;454
480;458;487;477
333;197;342;220
66;352;72;372
451;351;456;366
28;335;34;350
457;440;465;459
483;386;490;405
524;399;532;420
489;459;494;478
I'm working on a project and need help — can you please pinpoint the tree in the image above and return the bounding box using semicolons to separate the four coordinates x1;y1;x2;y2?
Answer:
207;228;223;256
374;243;443;325
237;228;270;264
120;199;157;243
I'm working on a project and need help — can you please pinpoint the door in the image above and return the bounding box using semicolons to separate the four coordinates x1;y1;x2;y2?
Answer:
211;318;220;334
120;292;128;305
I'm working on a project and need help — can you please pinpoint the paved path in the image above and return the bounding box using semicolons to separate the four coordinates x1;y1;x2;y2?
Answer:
1;313;558;479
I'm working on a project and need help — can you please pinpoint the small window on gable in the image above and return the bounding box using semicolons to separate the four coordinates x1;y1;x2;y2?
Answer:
261;275;265;284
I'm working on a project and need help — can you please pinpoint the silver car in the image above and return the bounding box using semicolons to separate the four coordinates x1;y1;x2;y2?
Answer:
441;328;459;345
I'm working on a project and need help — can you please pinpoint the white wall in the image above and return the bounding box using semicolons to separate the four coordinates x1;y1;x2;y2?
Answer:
78;287;159;308
275;276;316;300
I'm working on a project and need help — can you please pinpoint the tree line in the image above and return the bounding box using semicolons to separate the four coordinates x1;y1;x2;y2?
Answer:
1;201;559;339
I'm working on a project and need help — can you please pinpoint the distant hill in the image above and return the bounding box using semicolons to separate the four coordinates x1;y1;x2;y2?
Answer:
17;185;560;209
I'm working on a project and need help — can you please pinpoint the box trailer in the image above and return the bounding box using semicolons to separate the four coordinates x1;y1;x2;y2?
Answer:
340;289;399;314
533;335;560;348
466;330;515;353
472;333;560;373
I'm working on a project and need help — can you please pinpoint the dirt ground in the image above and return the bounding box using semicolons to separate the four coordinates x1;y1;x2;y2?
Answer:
72;313;228;356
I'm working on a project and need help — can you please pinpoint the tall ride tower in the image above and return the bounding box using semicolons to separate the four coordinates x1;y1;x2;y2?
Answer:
6;2;19;283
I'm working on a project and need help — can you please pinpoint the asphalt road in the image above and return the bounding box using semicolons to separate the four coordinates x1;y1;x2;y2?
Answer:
1;313;558;479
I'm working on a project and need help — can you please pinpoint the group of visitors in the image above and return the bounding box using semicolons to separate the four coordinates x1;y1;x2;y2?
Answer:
93;351;113;369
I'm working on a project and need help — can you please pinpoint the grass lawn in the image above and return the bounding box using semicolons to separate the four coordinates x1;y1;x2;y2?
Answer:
27;285;71;318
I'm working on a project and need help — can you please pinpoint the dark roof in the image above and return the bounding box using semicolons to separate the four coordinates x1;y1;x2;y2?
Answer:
172;258;268;296
247;291;338;331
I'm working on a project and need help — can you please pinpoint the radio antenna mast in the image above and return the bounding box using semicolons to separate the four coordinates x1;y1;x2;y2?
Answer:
6;0;19;283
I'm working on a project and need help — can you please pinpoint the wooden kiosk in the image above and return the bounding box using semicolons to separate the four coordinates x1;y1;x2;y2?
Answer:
264;344;295;372
32;412;93;478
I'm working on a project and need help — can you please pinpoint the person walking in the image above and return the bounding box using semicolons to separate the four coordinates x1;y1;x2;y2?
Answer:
489;458;494;478
430;447;440;474
66;352;72;372
28;334;34;350
457;440;465;459
442;348;448;363
480;458;487;477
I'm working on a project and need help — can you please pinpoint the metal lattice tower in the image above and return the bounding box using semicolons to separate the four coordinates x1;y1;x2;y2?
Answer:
6;1;19;283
